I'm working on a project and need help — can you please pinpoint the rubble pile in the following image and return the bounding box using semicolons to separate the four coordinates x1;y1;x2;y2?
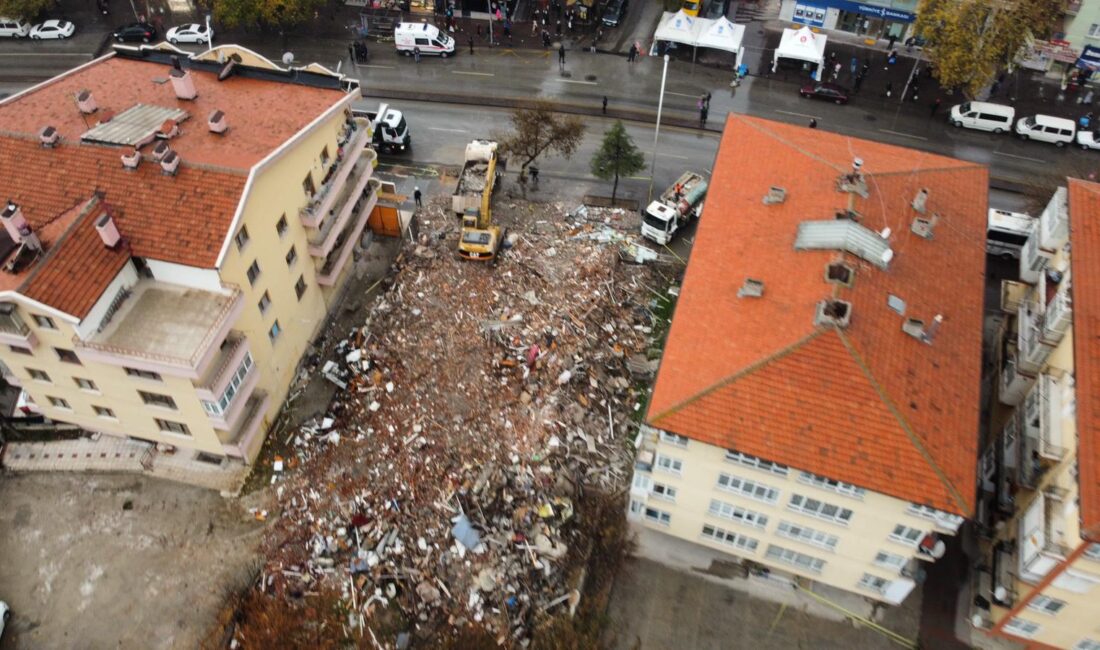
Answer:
257;201;671;646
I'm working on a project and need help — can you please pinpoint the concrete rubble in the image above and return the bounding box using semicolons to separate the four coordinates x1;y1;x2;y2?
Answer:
254;200;675;646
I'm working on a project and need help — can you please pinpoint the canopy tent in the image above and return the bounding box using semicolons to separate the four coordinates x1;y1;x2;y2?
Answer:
653;11;746;68
771;26;827;81
654;10;702;47
696;16;744;53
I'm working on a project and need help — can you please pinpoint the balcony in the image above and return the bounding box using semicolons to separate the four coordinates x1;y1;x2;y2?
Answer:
996;415;1019;511
1017;489;1072;583
1039;287;1071;345
299;117;373;228
1066;0;1081;14
999;355;1036;407
1020;232;1052;284
196;332;248;395
219;390;270;461
1001;280;1029;315
316;179;379;286
75;280;244;379
308;153;377;258
0;303;36;348
1021;375;1065;470
201;352;258;432
1040;187;1069;251
1017;304;1053;375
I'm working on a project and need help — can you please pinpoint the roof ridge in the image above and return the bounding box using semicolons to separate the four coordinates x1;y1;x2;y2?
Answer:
17;196;102;295
650;329;825;424
863;163;987;179
834;327;971;515
732;115;846;173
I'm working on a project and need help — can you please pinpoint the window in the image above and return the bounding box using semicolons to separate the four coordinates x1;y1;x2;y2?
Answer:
9;345;31;355
155;418;191;436
320;145;330;166
788;494;854;525
655;453;683;476
124;367;161;381
765;544;825;573
1089;23;1100;38
1073;639;1100;650
651;482;677;502
275;214;288;238
258;291;271;315
93;405;115;418
201;352;253;417
857;573;889;594
286;245;298;267
889;524;924;546
32;314;56;329
246;260;261;286
708;499;768;529
717;473;780;504
74;378;98;391
659;431;689;447
26;368;50;382
797;472;865;499
267;320;282;344
47;396;70;409
725;450;789;476
701;524;759;552
887;294;906;315
1052;568;1100;594
644;506;671;526
195;451;224;465
234;225;250;251
139;391;176;410
295;275;307;300
776;520;839;552
54;347;81;365
874;551;907;571
303;172;316;197
1027;594;1066;615
907;503;964;531
1002;616;1041;639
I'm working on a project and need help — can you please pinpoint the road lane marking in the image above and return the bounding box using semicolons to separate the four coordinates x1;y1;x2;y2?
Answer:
994;151;1047;163
775;109;820;120
360;64;395;69
452;70;494;76
661;153;691;160
666;91;699;98
558;78;597;85
878;129;927;141
428;127;469;133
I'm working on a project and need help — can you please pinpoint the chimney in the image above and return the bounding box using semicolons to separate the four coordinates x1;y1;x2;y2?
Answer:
922;314;944;344
911;213;940;240
95;213;121;248
38;125;59;147
814;299;852;329
208;109;228;134
160;150;180;175
157;118;180;139
912;188;929;213
762;186;787;205
737;278;764;298
120;147;141;170
152;140;171;162
170;67;197;100
95;109;114;126
18;225;39;251
76;89;97;114
1;202;28;243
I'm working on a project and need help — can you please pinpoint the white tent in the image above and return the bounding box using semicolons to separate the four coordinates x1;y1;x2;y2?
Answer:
653;11;746;68
695;16;745;69
771;26;827;81
654;10;702;47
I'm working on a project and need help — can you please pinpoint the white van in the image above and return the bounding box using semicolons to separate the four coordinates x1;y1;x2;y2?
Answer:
1015;114;1076;147
0;18;29;38
987;208;1035;259
949;101;1015;133
394;22;455;58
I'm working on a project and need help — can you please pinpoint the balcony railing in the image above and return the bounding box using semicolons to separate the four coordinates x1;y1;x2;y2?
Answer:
0;304;36;348
1018;490;1072;583
1022;375;1065;464
1040;288;1072;345
220;390;270;461
317;179;379;286
1001;280;1029;315
999;355;1036;407
299;117;373;228
308;150;377;257
1017;303;1054;374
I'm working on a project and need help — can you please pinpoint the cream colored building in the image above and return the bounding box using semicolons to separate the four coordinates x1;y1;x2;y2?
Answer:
0;44;400;480
971;181;1100;650
629;115;987;605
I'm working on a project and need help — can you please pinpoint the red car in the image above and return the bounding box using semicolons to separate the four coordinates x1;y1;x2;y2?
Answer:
799;82;851;105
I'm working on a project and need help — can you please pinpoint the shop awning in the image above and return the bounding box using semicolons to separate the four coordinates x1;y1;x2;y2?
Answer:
772;26;827;80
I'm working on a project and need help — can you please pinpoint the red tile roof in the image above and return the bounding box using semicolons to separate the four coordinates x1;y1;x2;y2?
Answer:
1068;179;1100;540
647;115;988;516
21;199;131;319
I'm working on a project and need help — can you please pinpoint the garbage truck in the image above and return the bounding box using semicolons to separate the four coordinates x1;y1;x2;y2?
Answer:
352;103;411;153
453;140;504;217
641;171;707;245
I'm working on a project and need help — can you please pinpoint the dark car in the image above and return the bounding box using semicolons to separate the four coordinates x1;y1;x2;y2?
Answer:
602;0;628;27
799;82;850;105
113;21;156;43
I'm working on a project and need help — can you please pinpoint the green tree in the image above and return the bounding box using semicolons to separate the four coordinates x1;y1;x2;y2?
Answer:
212;0;326;30
498;100;585;182
0;0;52;21
915;0;1064;97
590;121;645;204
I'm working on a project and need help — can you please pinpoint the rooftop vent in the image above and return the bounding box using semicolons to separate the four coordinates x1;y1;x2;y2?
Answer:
912;188;929;213
121;148;140;170
911;213;939;239
95;213;121;248
826;262;852;285
762;187;787;205
837;157;868;198
902;318;924;339
1;202;28;243
814;299;852;329
737;278;764;298
208;109;227;134
152;140;171;162
38;125;59;147
835;209;861;221
217;54;242;82
922;314;944;344
157;118;180;139
160;150;180;175
76;89;97;114
169;67;197;100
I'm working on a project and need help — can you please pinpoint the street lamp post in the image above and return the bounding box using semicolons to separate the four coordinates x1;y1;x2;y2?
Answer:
649;53;671;204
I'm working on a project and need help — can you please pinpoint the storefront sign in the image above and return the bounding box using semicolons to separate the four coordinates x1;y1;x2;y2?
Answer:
830;0;915;22
793;2;827;27
1078;44;1100;70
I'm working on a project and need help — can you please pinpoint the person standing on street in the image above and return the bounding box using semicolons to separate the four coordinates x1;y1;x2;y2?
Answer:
850;56;858;78
414;47;421;63
887;33;897;51
833;61;841;81
469;36;475;54
930;97;941;117
558;45;566;70
853;73;864;93
602;96;608;114
348;43;356;63
885;81;893;98
414;186;423;209
628;42;637;63
699;104;708;127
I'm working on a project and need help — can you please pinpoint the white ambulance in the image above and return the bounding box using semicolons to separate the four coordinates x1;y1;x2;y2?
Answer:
394;22;455;58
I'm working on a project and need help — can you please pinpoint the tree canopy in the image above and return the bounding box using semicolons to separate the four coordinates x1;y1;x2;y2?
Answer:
0;0;51;22
590;121;645;203
915;0;1064;96
497;100;585;180
213;0;326;30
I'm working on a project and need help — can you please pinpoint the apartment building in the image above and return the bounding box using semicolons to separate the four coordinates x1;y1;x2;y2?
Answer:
970;181;1100;650
0;44;399;479
629;115;987;604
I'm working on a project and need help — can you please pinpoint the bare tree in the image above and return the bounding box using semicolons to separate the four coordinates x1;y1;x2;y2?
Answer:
497;100;585;182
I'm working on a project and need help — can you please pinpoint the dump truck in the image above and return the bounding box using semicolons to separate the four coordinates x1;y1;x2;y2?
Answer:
458;144;504;261
352;103;411;153
641;171;707;245
453;140;503;217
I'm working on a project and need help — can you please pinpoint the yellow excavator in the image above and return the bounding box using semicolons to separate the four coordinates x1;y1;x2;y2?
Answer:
458;141;505;262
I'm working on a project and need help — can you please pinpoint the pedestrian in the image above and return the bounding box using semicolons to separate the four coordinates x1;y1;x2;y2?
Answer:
568;17;573;31
556;20;562;36
699;105;708;127
698;95;705;111
905;36;914;53
469;36;475;54
529;165;539;185
503;19;511;38
1080;114;1091;130
833;61;841;81
887;33;897;51
853;73;864;92
628;42;637;62
414;186;423;209
602;96;608;114
349;43;356;63
910;81;920;101
532;19;538;35
414;47;421;63
542;30;550;48
930;97;941;117
862;59;870;77
1086;89;1095;105
809;118;817;128
558;45;566;70
886;50;897;70
850;56;858;78
885;81;892;98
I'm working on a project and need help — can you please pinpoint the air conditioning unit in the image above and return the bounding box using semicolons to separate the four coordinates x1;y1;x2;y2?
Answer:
76;89;97;114
152;140;171;162
38;125;59;147
208;109;228;134
95;213;122;248
120;148;141;170
160;150;180;175
169;68;197;100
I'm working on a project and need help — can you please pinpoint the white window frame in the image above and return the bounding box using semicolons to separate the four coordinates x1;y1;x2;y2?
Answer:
1084;543;1100;562
788;493;853;526
74;377;98;392
776;520;839;552
659;431;689;447
1089;23;1100;38
873;550;907;571
907;503;964;531
701;524;759;552
644;506;671;526
1003;616;1041;639
32;314;56;329
655;453;683;476
26;368;50;382
1027;594;1066;616
797;471;865;499
1073;638;1100;650
708;499;768;529
889;524;924;547
46;396;70;410
651;482;677;502
765;544;825;574
857;573;889;594
93;405;116;419
717;472;780;504
725;449;789;476
201;352;254;417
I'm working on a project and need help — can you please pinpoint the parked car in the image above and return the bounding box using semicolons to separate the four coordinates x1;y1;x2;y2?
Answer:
0;18;30;38
1077;129;1100;150
602;0;628;27
949;101;1014;134
0;601;9;640
166;23;212;45
1015;114;1075;147
799;82;850;105
30;19;75;39
113;21;156;43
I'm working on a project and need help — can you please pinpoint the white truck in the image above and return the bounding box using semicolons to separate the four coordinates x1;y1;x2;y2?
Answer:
394;22;455;57
641;171;707;245
352;104;411;154
453;140;503;217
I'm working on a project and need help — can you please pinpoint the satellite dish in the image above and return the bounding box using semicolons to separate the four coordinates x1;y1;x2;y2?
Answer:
881;249;894;265
282;52;295;65
931;539;947;558
971;614;983;627
994;586;1007;602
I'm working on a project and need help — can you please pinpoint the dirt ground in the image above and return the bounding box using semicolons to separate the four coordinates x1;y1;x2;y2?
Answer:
0;473;265;650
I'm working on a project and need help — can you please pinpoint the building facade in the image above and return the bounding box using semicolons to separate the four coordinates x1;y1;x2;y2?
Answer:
0;44;399;482
779;0;917;42
970;181;1100;650
629;114;988;604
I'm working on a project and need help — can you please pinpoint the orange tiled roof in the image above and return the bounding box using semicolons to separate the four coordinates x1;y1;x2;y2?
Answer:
647;115;987;516
21;199;131;319
1068;179;1100;539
